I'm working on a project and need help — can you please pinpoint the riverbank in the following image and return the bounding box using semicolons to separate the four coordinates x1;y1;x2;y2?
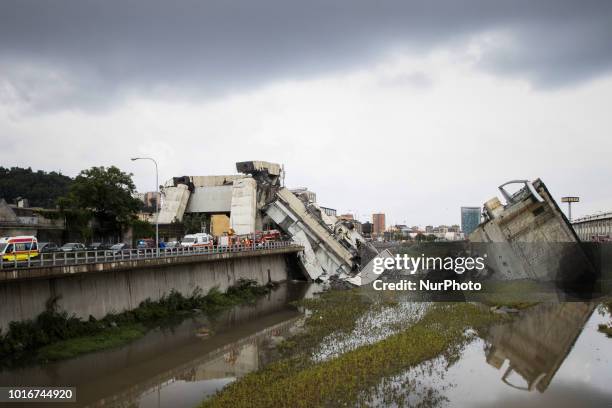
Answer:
0;278;275;366
201;289;510;408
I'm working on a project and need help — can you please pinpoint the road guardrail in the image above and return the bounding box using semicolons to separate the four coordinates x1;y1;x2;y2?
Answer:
1;241;301;270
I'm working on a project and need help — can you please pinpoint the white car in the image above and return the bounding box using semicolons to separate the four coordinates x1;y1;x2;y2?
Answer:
164;241;180;248
180;233;213;248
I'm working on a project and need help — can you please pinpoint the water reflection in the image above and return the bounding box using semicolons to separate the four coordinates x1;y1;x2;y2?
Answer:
366;301;612;407
0;282;312;408
484;302;596;393
131;315;302;408
1;285;610;408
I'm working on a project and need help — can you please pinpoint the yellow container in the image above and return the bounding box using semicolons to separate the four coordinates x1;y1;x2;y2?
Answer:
211;214;230;237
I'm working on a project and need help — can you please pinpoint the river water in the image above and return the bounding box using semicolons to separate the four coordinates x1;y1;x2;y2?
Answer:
1;283;611;407
0;282;318;408
364;302;612;407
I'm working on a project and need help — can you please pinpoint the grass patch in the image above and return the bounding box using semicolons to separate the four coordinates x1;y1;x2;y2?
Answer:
0;279;274;365
287;290;382;356
470;280;549;310
201;290;506;408
37;324;147;361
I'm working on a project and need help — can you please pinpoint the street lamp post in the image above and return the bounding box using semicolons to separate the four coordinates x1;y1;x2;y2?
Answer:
131;157;159;252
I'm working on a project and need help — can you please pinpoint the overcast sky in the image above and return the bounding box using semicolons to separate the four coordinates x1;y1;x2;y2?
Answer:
1;0;611;226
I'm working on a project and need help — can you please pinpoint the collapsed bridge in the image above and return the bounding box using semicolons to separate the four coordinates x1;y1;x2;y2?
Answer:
157;161;378;281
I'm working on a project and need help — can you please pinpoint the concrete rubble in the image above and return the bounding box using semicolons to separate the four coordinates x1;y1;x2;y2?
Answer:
157;160;380;282
237;161;378;282
470;179;597;289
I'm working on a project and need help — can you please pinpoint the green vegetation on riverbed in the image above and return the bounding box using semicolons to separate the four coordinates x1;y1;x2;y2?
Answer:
599;300;612;338
37;324;147;361
474;280;546;310
0;279;273;365
201;290;507;408
599;324;612;337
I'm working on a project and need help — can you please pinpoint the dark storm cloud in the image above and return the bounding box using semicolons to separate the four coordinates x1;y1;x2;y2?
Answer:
1;0;611;111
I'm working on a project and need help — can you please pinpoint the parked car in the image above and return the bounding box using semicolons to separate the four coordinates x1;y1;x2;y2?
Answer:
38;242;60;253
88;242;110;251
108;243;130;254
164;241;180;249
60;243;86;252
136;238;155;249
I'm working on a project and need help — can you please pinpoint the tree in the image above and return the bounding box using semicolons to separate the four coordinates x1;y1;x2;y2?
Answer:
131;219;155;243
183;213;207;234
59;166;142;234
392;230;403;241
0;166;72;208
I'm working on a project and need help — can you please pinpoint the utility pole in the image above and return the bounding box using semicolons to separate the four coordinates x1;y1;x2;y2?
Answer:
131;157;159;252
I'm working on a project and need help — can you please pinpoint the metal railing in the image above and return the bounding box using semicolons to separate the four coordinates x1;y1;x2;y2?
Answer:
573;211;612;224
0;241;299;270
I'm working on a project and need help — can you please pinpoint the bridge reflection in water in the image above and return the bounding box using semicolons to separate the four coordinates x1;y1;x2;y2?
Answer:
364;300;611;407
484;302;596;393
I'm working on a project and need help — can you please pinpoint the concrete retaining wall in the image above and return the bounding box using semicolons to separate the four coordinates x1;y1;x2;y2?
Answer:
0;253;290;331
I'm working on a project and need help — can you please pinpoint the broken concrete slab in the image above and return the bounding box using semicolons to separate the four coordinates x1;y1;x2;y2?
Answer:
470;179;598;295
346;249;394;286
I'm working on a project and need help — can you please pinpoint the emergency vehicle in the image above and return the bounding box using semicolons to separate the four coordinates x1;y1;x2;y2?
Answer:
180;233;214;248
0;236;39;262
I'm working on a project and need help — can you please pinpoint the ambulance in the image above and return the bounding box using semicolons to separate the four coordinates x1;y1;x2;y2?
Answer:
0;236;39;262
180;233;214;248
